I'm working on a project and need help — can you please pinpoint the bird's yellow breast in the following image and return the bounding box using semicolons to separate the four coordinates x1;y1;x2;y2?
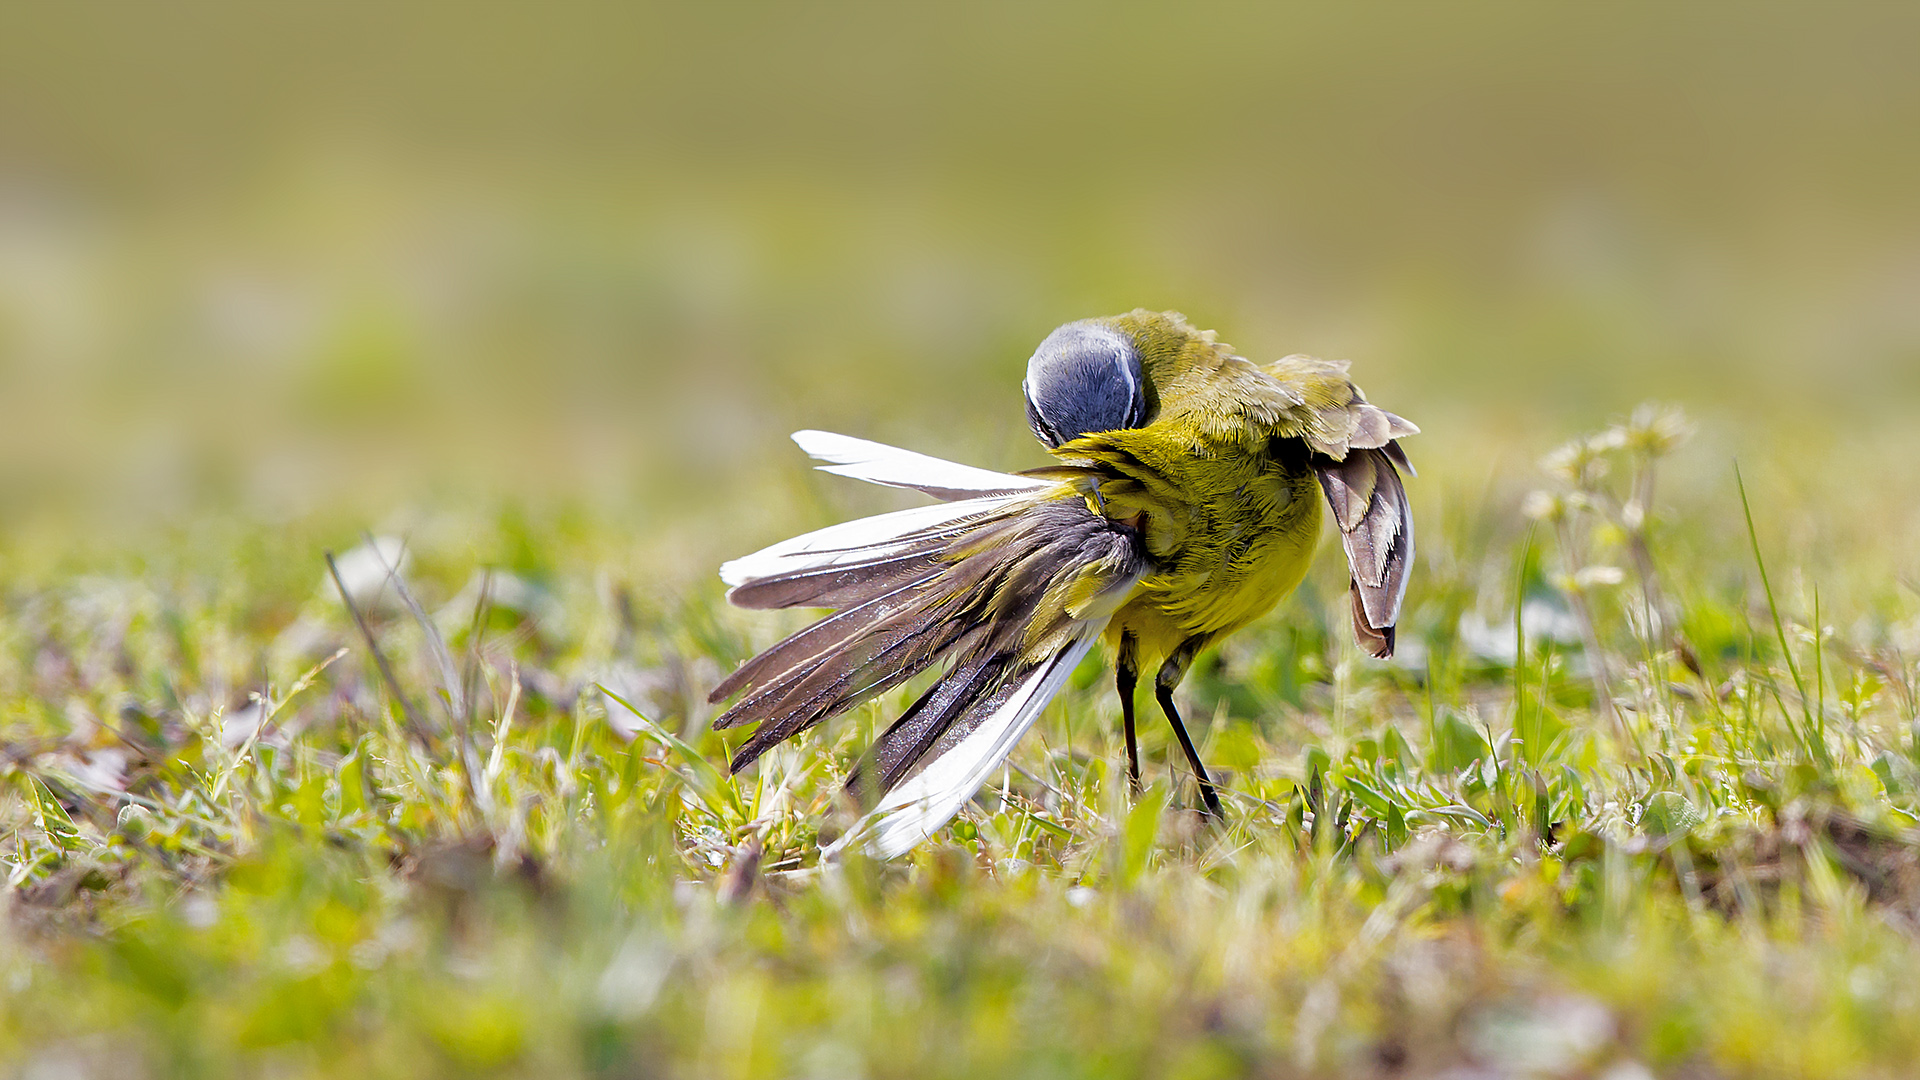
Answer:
1086;429;1324;666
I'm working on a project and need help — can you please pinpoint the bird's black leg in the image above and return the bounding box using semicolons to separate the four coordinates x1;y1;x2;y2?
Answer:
1116;630;1141;793
1156;637;1223;818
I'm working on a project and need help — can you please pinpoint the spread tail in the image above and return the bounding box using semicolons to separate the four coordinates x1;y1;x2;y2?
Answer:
714;433;1145;855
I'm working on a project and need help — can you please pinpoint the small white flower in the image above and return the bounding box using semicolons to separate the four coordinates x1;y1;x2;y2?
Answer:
1522;491;1564;522
1573;566;1626;590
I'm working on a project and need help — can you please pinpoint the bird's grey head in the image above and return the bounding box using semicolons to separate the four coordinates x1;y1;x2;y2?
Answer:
1022;320;1148;448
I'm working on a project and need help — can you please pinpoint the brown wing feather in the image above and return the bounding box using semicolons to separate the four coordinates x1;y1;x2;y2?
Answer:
1313;443;1414;659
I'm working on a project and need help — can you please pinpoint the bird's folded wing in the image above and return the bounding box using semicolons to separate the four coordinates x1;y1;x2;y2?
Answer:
1263;355;1420;464
1313;445;1414;659
1264;358;1417;658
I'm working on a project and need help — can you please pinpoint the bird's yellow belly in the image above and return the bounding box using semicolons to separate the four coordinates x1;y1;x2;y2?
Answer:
1107;459;1323;666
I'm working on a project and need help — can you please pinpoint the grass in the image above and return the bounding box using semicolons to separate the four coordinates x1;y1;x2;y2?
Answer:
5;406;1920;1079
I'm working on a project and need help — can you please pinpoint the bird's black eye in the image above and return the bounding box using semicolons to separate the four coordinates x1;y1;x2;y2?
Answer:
1021;321;1148;448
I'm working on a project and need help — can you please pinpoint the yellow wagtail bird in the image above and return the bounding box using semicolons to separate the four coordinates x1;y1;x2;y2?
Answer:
710;310;1416;856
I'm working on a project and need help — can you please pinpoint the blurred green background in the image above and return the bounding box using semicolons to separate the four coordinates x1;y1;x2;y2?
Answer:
3;1;1918;574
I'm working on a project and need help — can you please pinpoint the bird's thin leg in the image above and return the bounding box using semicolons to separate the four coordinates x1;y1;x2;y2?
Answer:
1116;631;1141;793
1156;638;1222;817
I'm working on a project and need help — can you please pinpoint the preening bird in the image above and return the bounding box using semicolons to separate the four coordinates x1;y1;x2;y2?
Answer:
710;310;1417;857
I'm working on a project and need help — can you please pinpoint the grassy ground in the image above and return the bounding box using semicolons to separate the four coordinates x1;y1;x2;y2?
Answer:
5;399;1920;1079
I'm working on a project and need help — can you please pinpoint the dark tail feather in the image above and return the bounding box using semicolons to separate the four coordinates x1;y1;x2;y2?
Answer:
844;654;1012;800
722;617;989;770
715;496;1144;782
709;569;944;705
726;549;941;611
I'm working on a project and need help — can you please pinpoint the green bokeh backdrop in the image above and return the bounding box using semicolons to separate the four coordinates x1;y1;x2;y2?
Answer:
2;2;1917;568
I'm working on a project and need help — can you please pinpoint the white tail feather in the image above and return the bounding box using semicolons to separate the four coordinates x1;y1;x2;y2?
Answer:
719;495;1013;588
793;430;1050;501
826;635;1098;860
